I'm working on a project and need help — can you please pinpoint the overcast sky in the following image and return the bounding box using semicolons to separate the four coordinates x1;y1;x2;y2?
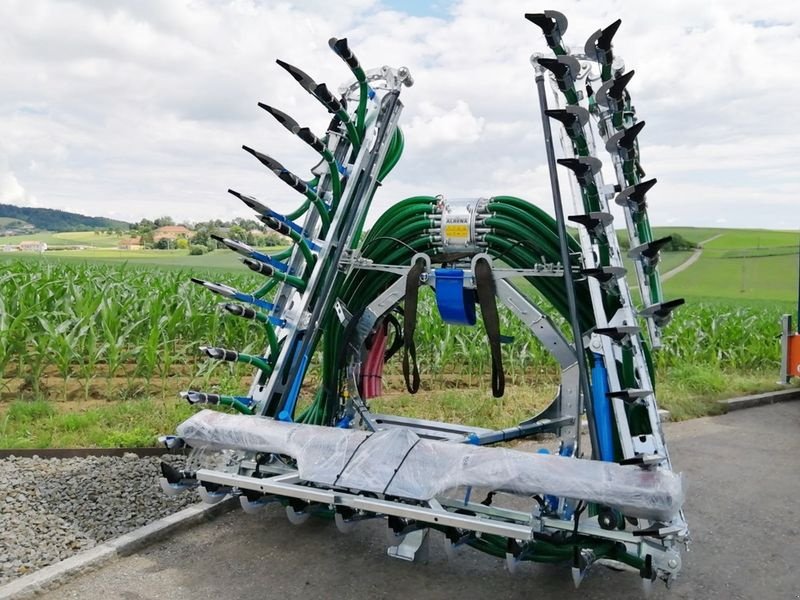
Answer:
1;0;798;229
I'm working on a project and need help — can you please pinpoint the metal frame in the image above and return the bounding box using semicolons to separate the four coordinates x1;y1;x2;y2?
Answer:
780;313;793;384
528;22;689;556
193;467;683;582
166;19;691;590
247;67;411;418
338;252;581;445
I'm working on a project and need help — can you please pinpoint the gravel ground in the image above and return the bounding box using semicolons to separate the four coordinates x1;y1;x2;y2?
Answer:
0;453;196;585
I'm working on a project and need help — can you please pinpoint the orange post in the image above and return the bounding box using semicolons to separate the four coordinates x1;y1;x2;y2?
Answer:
788;334;800;379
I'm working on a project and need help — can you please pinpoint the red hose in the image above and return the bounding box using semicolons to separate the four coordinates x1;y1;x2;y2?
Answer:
361;323;387;398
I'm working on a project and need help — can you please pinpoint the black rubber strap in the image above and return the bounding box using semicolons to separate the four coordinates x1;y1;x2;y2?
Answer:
382;438;421;495
383;313;403;362
402;258;426;394
337;307;365;371
333;434;372;486
474;258;505;397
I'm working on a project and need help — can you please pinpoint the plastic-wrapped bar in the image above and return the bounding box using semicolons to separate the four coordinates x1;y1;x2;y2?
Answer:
177;410;684;521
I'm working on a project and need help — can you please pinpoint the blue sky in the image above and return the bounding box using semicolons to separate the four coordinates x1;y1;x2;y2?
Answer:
382;0;455;18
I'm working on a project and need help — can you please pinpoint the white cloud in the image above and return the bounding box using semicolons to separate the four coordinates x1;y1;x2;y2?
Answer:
404;100;484;148
0;0;798;230
0;162;37;206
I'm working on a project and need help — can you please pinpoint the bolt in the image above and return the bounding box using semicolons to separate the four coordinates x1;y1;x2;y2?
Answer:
668;559;678;568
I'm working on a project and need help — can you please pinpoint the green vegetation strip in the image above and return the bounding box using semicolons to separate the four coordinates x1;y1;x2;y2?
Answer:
0;228;794;448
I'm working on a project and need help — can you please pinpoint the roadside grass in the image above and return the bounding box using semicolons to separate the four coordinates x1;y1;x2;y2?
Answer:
0;398;195;448
656;366;787;420
0;367;791;448
370;383;558;429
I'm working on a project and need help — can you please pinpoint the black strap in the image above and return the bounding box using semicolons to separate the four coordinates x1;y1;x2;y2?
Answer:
382;438;421;495
474;258;505;397
402;258;426;394
333;434;372;486
337;307;365;371
383;313;403;362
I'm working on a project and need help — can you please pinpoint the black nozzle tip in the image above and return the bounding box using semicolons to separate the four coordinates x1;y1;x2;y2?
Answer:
600;19;622;46
243;258;272;275
275;58;294;74
243;147;282;172
275;59;316;92
258;103;298;131
524;13;554;30
612;70;635;93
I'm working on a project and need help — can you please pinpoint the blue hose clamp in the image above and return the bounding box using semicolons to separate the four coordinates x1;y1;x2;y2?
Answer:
434;269;476;326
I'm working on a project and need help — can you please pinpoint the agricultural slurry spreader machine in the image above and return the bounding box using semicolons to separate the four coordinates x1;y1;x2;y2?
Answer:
159;11;690;590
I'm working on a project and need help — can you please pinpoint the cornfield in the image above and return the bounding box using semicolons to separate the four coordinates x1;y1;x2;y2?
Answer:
0;259;785;403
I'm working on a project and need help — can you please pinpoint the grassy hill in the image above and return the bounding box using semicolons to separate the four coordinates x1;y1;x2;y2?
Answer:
0;203;129;232
0;217;32;227
661;228;798;304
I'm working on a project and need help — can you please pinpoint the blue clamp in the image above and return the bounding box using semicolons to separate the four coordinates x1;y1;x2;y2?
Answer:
434;269;476;326
249;250;289;273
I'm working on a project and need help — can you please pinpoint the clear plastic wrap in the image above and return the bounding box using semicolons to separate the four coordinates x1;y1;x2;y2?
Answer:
177;410;684;521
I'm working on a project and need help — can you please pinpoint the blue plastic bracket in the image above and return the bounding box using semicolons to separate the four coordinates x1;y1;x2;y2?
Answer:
434;269;476;326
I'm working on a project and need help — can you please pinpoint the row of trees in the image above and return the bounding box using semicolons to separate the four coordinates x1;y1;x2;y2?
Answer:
129;216;287;251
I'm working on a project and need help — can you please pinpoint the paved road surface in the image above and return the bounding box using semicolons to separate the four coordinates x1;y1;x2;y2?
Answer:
40;402;800;600
661;234;723;282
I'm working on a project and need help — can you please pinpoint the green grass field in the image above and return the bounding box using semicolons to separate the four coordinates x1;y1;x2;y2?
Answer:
1;225;797;447
633;226;799;250
703;229;799;250
0;230;130;247
661;228;799;303
1;248;291;274
650;227;724;245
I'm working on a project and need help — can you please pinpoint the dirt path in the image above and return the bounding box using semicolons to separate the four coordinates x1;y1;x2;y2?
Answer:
661;233;723;282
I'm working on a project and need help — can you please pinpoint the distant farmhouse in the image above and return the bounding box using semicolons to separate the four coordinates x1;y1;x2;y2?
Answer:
17;241;47;253
118;237;143;250
153;225;192;241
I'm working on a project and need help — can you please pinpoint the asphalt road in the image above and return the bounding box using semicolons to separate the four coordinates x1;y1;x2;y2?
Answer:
661;234;723;282
40;402;800;600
